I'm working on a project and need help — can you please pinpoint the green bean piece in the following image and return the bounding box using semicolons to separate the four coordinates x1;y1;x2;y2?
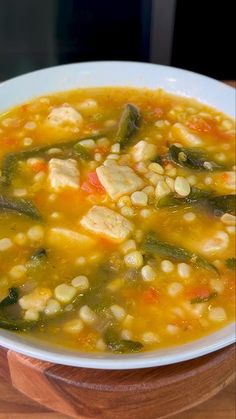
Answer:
116;104;140;148
0;194;42;220
226;258;236;271
142;232;218;273
191;292;217;304
104;328;143;353
0;317;38;331
1;154;18;186
157;187;235;216
1;134;102;186
157;187;214;208
168;145;225;171
0;288;19;308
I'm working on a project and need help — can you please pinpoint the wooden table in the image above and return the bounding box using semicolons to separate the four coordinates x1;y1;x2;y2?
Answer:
0;371;235;419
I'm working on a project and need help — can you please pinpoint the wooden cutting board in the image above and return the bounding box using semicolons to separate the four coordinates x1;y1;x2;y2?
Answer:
0;344;235;419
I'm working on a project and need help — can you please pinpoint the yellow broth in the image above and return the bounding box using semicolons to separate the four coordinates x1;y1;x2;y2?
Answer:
0;87;235;353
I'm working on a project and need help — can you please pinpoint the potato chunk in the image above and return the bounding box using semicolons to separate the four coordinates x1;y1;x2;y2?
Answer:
96;163;144;200
131;140;158;162
80;205;133;242
47;105;83;126
48;158;79;191
48;227;95;249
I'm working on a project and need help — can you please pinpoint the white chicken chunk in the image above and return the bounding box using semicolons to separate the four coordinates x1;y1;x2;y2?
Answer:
172;123;203;146
80;206;133;242
131;140;158;162
48;158;80;191
96;163;144;200
47;105;83;126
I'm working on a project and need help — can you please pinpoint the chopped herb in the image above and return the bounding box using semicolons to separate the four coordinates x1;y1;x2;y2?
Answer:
191;292;217;304
27;248;47;271
73;143;91;160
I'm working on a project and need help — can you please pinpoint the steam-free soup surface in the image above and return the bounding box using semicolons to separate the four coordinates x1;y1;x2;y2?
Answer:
0;87;235;354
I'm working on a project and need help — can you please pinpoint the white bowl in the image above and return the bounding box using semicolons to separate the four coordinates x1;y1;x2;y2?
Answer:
0;61;235;369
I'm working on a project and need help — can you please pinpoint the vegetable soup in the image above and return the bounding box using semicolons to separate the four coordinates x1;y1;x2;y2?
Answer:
0;87;235;354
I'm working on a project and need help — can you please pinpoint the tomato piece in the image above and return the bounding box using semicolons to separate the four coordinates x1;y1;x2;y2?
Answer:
2;137;18;147
31;161;48;173
153;107;164;118
87;171;105;192
187;118;212;133
142;287;160;304
94;146;109;155
186;285;211;299
20;104;29;113
221;172;230;182
81;182;95;194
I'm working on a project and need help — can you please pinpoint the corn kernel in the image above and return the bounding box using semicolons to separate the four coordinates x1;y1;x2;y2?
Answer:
124;251;143;268
79;305;97;324
63;318;84;333
110;304;126;321
54;284;76;303
71;275;89;291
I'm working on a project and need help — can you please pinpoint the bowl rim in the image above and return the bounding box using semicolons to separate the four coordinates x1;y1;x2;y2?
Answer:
0;60;235;369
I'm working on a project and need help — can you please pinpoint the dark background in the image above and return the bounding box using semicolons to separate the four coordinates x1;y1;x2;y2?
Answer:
0;0;235;81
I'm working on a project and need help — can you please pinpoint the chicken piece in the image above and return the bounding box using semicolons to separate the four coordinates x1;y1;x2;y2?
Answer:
131;140;158;162
48;158;79;191
48;227;95;249
47;105;83;126
80;206;133;242
19;288;52;311
96;163;144;200
172;123;203;146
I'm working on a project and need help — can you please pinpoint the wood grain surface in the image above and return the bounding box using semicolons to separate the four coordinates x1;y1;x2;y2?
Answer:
0;370;235;419
0;344;235;419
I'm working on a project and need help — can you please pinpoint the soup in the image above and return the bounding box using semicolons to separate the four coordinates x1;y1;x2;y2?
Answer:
0;87;235;354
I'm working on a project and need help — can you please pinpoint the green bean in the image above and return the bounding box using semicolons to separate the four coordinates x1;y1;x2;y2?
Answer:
142;232;218;273
1;134;102;186
168;145;226;171
0;317;38;331
104;328;143;353
191;292;217;304
226;258;236;271
116;104;140;148
0;288;19;308
27;248;47;272
0;194;42;220
157;188;236;216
